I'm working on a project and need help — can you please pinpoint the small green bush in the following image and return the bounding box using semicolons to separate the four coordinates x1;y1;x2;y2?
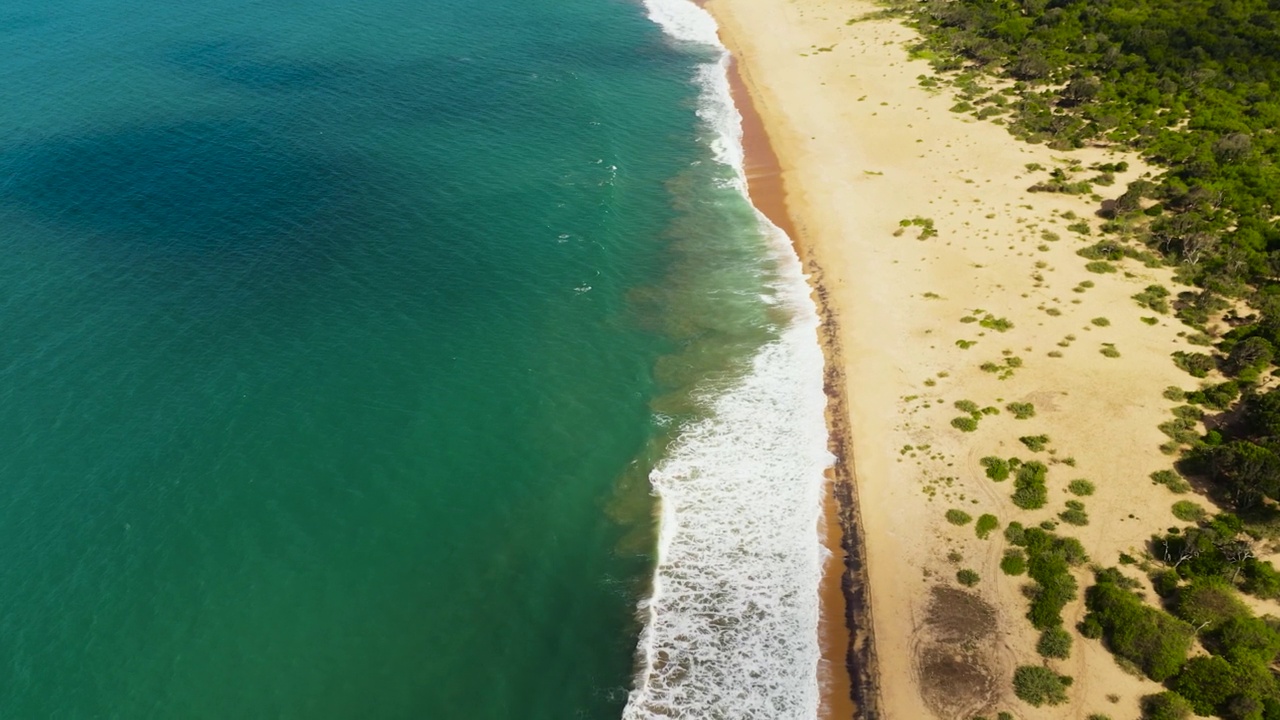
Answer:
1170;501;1205;522
980;314;1014;332
975;513;999;539
1133;284;1171;313
1012;461;1049;510
1067;479;1095;496
946;509;973;526
1141;692;1192;720
1100;344;1120;358
954;399;979;413
1012;665;1071;707
957;569;980;586
1019;434;1050;452
1151;469;1191;493
1001;549;1027;575
951;416;979;432
1085;260;1116;272
1007;402;1036;419
980;456;1010;481
1004;521;1026;545
1091;316;1111;326
1036;626;1072;659
1059;500;1089;526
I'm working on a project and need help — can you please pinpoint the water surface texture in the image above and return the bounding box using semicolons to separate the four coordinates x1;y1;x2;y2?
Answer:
0;0;821;717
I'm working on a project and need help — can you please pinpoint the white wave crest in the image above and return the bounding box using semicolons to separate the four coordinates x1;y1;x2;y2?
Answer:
623;0;832;718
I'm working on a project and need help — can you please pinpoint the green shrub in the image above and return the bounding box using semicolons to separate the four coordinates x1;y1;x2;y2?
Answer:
1172;579;1248;632
1150;469;1191;493
1007;402;1036;419
1012;665;1071;707
954;399;979;413
951;416;978;432
1091;316;1111;326
1012;461;1049;510
1019;434;1050;451
979;314;1014;332
1001;549;1027;576
975;513;999;539
1141;692;1192;720
1037;626;1072;659
1085;571;1194;681
1059;500;1089;526
981;456;1010;481
1133;284;1171;313
957;569;980;586
1170;500;1205;522
1067;479;1095;496
946;509;973;526
1004;521;1026;546
1172;351;1215;378
1100;344;1121;358
1168;654;1276;718
1085;260;1116;272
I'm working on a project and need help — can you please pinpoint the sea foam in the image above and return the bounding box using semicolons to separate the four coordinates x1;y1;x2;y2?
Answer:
623;1;832;718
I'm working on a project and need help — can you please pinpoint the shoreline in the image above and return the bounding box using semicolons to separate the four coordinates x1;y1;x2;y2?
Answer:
724;58;872;720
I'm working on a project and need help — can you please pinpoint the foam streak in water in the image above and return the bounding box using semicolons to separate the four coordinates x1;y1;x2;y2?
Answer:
624;1;831;717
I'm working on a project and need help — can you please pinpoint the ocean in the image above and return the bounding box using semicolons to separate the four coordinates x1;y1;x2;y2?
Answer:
0;0;828;717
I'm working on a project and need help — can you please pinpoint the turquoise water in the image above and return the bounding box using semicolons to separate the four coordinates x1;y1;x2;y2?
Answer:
0;0;796;717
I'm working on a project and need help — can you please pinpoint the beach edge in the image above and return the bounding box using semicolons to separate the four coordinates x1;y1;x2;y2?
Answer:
722;43;881;720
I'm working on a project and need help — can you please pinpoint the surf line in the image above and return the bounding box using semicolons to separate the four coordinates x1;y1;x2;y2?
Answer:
622;1;833;718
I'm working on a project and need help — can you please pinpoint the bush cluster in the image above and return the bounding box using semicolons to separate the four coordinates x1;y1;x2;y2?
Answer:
1011;461;1049;510
1007;525;1085;629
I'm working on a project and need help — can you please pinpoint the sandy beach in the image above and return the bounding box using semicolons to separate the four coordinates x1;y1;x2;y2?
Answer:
702;0;1238;716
